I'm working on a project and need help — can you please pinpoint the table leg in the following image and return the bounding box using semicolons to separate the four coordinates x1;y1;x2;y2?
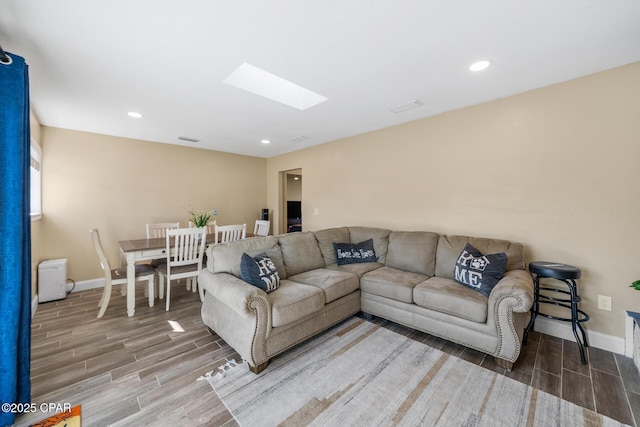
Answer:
126;252;136;317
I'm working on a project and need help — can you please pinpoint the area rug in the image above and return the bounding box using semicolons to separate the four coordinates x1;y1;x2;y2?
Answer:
203;318;628;426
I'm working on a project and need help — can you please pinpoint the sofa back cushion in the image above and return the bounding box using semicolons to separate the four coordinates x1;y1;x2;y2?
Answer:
348;227;391;263
385;231;439;276
314;227;351;266
209;236;282;278
435;235;525;280
278;231;325;277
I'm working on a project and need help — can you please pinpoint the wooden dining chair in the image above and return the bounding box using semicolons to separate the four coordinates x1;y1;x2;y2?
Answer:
146;222;180;239
90;229;156;318
188;220;216;292
214;223;247;244
144;222;181;294
254;220;270;236
157;227;207;310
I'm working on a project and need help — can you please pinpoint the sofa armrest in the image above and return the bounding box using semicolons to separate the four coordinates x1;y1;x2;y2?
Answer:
204;271;270;319
200;270;272;368
487;269;534;362
488;269;534;313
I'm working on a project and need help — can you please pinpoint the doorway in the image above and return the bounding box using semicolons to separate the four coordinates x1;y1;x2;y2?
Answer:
279;169;302;233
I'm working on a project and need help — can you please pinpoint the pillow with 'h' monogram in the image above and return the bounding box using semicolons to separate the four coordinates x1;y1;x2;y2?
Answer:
454;243;507;297
240;252;280;293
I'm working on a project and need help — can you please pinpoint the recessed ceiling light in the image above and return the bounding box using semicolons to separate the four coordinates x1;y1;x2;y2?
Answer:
261;139;270;144
469;60;492;72
127;111;143;118
224;63;328;111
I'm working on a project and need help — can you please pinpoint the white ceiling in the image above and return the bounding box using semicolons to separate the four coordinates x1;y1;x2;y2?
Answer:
1;1;639;158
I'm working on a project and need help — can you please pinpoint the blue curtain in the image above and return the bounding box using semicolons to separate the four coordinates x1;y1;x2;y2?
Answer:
0;52;32;427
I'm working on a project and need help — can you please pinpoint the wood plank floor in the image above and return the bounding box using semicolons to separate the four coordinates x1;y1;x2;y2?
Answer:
17;285;640;426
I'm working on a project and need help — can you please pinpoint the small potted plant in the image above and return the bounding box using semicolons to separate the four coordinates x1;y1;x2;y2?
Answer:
631;280;640;291
183;204;217;228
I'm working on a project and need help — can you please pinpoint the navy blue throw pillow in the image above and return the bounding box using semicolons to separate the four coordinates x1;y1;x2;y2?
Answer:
240;252;280;293
454;243;507;297
333;239;378;266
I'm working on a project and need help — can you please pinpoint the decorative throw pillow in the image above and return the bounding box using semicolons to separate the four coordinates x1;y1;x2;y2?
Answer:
333;239;378;266
240;252;280;293
454;243;507;297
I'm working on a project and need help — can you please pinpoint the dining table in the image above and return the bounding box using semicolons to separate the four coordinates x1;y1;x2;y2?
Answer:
118;232;254;316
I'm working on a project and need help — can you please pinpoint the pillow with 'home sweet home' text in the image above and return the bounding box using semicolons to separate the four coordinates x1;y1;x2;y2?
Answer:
240;252;280;293
333;239;378;266
454;243;507;297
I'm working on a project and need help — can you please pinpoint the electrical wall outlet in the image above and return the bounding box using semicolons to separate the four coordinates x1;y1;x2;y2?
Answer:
598;295;612;311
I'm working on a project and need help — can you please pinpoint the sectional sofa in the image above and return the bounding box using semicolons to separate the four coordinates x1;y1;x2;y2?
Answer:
199;226;534;373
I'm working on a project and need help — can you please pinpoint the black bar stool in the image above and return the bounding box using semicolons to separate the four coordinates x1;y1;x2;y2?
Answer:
523;261;590;364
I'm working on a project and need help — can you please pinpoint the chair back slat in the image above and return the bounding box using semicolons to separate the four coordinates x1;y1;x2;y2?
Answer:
214;224;247;244
254;220;270;236
146;222;180;239
166;227;207;268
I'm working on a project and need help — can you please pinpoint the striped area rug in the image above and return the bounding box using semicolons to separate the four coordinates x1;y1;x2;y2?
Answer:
204;318;629;426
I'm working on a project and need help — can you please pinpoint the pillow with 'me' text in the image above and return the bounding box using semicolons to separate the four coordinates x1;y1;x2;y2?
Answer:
454;243;507;297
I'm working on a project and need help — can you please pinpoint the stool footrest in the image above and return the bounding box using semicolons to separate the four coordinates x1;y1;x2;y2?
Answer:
536;301;590;322
539;287;582;304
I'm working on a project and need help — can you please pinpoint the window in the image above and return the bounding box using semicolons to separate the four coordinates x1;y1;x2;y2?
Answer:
30;139;42;220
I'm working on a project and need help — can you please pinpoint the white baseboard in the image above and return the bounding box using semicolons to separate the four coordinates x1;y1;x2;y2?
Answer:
31;295;38;319
533;316;625;355
70;278;105;292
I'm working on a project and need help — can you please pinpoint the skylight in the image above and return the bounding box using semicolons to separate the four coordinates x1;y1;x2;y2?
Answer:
223;63;328;111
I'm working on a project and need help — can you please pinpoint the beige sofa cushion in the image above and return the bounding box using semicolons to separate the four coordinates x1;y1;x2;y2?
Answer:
348;227;391;263
360;266;428;304
326;262;384;278
209;236;279;277
278;232;325;277
314;227;350;266
267;280;325;328
385;231;438;276
289;268;359;304
435;235;526;279
414;276;488;323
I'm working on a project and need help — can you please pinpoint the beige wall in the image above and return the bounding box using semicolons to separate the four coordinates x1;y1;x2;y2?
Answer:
267;62;640;338
38;127;266;282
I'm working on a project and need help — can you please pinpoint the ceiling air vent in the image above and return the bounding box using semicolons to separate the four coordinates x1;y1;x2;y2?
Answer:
291;135;309;143
178;136;200;143
390;100;424;114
